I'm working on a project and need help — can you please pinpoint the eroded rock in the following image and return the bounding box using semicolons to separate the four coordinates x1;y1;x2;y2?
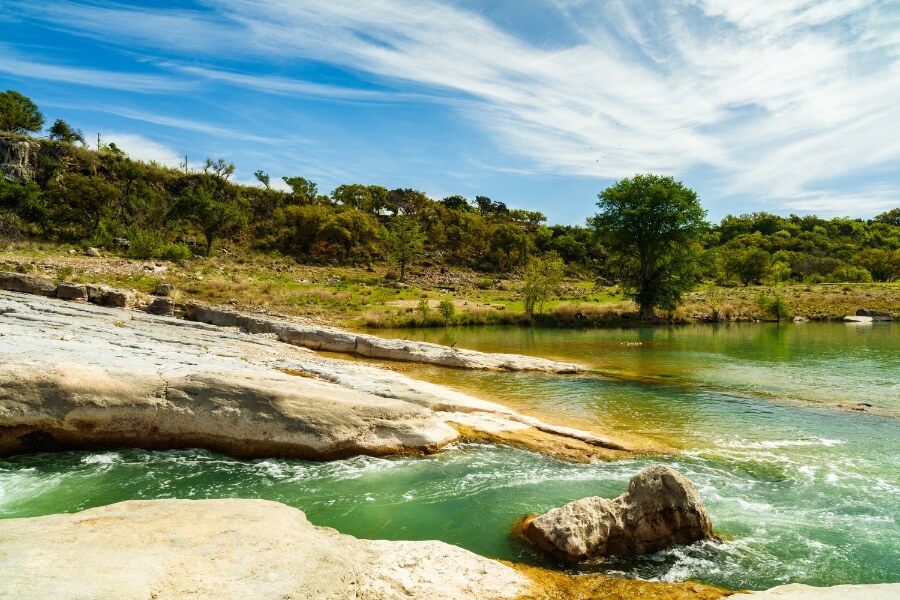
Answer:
56;282;88;301
0;271;57;296
523;465;716;562
0;499;532;600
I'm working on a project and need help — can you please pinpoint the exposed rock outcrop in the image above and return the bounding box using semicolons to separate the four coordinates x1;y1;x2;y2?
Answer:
0;292;639;460
855;308;892;321
741;583;900;599
186;302;584;373
0;272;57;296
0;136;39;182
523;465;716;562
0;499;533;600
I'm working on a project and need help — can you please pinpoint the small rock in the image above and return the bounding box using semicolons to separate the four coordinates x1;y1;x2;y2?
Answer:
103;289;132;308
523;465;716;562
85;247;101;257
68;249;77;255
56;282;88;302
145;297;175;316
390;282;408;290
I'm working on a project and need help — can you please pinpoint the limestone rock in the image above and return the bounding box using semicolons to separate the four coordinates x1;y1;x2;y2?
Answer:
743;583;900;599
102;288;131;307
0;271;57;296
56;282;88;301
145;296;174;316
855;309;892;321
524;465;715;562
0;499;531;600
185;302;582;373
0;137;39;182
85;247;101;257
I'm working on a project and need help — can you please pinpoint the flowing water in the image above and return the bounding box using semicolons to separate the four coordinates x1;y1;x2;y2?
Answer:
2;322;898;590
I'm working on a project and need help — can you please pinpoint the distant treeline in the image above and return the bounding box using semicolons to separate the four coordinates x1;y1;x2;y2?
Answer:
1;136;898;284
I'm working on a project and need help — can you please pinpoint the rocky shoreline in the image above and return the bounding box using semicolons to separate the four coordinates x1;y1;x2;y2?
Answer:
0;283;639;461
1;275;895;599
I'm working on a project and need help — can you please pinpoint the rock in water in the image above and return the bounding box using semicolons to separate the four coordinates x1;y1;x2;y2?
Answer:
523;465;715;562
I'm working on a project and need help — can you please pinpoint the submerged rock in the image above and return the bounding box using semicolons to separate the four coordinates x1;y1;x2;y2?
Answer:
523;465;716;562
0;499;532;600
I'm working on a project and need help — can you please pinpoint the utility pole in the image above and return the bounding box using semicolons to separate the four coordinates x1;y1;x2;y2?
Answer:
97;133;101;150
184;155;189;174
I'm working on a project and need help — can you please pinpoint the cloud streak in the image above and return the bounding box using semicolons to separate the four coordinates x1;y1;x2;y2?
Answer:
7;0;900;215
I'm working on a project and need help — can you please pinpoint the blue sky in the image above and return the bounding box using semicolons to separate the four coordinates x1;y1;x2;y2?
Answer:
1;0;898;225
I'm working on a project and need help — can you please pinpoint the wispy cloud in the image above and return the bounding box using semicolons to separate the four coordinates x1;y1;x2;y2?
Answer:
8;0;900;216
0;45;188;93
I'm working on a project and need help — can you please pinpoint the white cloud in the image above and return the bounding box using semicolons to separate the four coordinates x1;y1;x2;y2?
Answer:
101;132;185;168
11;0;900;216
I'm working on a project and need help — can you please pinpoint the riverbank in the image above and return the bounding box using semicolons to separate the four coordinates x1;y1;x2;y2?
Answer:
1;244;896;330
0;287;651;461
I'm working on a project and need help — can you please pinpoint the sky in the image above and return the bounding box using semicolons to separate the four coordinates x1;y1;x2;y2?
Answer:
1;0;899;226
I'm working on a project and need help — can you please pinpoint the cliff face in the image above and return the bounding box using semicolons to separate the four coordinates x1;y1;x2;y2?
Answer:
0;136;40;183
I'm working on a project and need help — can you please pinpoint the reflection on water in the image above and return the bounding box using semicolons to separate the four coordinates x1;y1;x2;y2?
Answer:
1;323;898;590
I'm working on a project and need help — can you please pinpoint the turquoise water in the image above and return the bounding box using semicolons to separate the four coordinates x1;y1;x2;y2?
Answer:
1;323;898;590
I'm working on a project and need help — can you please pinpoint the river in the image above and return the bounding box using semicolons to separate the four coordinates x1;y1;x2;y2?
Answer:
1;322;897;590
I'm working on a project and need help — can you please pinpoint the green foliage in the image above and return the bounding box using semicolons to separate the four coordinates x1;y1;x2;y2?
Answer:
438;299;455;324
755;292;791;322
254;170;270;190
381;215;425;281
723;245;771;285
0;90;44;133
174;176;248;255
592;174;707;318
48;119;85;144
416;298;431;321
521;252;565;318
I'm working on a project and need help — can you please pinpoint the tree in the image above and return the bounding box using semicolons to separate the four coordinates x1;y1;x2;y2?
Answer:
254;170;270;190
591;174;706;319
176;177;248;255
521;252;565;318
282;176;321;205
48;119;85;144
381;215;425;282
203;157;235;181
0;90;44;133
723;245;771;285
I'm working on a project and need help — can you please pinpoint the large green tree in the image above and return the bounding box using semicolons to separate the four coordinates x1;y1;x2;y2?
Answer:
591;174;707;319
0;90;44;133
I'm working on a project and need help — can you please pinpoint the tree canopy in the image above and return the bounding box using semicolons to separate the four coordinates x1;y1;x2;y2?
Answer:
591;174;707;319
0;90;44;134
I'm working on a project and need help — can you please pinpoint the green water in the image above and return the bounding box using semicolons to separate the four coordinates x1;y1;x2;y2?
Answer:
2;323;898;589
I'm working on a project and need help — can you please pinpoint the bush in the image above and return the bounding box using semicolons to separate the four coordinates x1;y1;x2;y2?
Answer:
128;228;163;259
160;243;192;261
755;292;791;322
438;299;455;324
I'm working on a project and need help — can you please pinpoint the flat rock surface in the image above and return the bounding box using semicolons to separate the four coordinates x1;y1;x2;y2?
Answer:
0;291;633;459
0;498;531;600
740;583;900;599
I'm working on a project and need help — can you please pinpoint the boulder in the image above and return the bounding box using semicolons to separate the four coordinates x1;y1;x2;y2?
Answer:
85;247;101;257
523;465;715;562
56;282;88;301
145;296;174;316
855;309;892;321
102;288;132;308
0;271;57;296
0;499;532;600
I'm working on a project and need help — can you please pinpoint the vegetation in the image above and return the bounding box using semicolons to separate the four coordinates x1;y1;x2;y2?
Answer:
1;90;898;327
0;90;44;134
591;174;706;319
